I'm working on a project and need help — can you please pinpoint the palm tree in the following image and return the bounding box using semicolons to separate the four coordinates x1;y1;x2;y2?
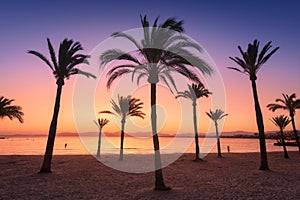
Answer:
271;115;291;158
0;96;24;123
229;39;279;170
94;118;109;158
100;95;145;160
100;15;212;190
176;82;211;160
267;93;300;152
28;38;96;173
206;109;228;157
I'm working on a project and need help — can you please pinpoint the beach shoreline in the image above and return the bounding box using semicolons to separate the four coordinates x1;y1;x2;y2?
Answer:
1;152;300;199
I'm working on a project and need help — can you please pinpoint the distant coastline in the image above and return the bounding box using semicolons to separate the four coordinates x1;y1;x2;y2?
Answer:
1;130;298;140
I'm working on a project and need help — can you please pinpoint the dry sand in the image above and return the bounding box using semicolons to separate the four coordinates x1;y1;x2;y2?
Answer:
1;152;300;199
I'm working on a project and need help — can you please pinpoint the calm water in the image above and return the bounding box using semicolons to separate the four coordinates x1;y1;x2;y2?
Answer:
0;135;297;156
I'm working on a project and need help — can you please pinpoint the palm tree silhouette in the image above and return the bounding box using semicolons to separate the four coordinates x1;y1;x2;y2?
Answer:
28;38;96;173
94;118;109;158
100;95;145;160
271;115;291;158
267;93;300;152
176;82;211;160
206;109;228;158
100;15;212;190
0;96;24;123
229;39;279;170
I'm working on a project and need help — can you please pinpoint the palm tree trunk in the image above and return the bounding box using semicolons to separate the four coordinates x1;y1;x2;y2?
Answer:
280;128;289;159
251;80;269;170
290;115;300;152
192;102;201;160
151;83;168;190
40;83;63;173
119;118;125;160
215;121;222;157
96;127;102;158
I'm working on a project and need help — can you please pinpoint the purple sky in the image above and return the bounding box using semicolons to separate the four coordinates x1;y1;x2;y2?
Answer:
1;0;300;134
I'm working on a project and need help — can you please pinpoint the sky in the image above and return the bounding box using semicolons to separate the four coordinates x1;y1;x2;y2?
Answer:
0;0;300;135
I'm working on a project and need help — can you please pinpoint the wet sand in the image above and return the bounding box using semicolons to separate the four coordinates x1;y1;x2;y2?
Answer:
0;152;299;199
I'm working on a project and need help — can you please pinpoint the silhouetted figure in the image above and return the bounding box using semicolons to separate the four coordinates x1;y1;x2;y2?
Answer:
65;143;67;149
227;146;230;153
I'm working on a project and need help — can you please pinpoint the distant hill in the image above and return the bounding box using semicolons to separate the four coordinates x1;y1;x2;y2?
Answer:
1;130;298;139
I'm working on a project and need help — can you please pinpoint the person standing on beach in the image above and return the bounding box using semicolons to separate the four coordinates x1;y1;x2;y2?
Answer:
227;146;230;153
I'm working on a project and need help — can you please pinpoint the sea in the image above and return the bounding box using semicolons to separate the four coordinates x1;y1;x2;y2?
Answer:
0;134;297;156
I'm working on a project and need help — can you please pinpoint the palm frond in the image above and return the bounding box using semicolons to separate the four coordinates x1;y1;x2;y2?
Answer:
29;38;90;83
267;93;300;114
206;109;228;121
271;115;291;130
0;96;24;123
100;49;141;66
99;110;115;115
68;68;96;79
47;38;58;70
106;69;133;89
102;15;212;90
112;32;142;50
229;39;279;78
27;50;54;71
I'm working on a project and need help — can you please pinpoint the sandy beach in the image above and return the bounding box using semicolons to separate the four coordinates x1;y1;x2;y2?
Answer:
1;152;299;199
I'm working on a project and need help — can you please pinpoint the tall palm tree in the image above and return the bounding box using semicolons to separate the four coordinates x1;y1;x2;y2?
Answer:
0;96;24;123
206;109;228;158
94;118;109;158
229;39;279;170
28;38;96;173
100;15;212;190
267;93;300;152
271;115;291;158
176;82;211;160
100;95;145;160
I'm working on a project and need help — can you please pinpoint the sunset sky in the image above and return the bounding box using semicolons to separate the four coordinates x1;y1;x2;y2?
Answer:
1;0;300;135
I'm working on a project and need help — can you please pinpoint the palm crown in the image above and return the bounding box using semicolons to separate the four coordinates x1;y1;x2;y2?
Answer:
229;39;279;80
100;95;145;120
176;82;211;102
271;115;291;130
100;15;212;91
94;118;110;129
267;93;300;116
0;96;24;123
28;38;95;85
206;109;228;122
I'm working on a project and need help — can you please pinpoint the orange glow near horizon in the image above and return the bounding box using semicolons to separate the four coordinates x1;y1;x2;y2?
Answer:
1;61;300;136
1;39;300;135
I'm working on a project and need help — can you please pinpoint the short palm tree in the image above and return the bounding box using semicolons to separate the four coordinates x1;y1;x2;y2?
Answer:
229;39;279;170
94;118;109;158
206;109;228;157
100;95;145;160
0;96;24;123
267;93;300;152
100;15;212;190
176;82;211;160
28;38;96;173
271;115;291;158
